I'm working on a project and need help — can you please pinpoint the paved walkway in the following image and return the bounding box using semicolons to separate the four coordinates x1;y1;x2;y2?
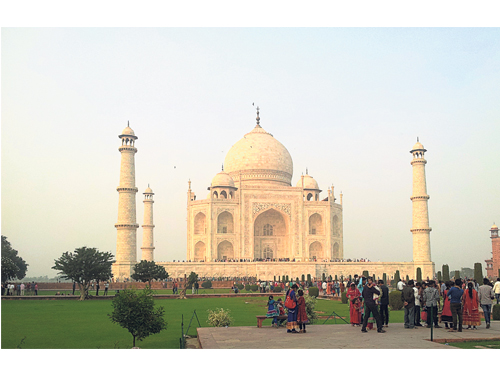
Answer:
197;321;500;349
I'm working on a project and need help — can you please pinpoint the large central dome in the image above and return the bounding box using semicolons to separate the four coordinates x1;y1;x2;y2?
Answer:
224;124;293;187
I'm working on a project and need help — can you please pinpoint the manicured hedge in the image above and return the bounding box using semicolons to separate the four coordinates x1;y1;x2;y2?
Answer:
389;290;403;310
308;287;319;298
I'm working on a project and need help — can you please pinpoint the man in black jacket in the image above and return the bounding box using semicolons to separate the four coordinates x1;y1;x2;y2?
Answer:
378;279;390;327
361;277;386;333
402;280;416;329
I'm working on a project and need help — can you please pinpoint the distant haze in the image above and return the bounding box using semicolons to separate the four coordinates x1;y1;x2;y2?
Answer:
2;28;499;277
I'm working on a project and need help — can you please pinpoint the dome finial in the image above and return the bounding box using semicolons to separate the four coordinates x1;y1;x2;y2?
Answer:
256;105;261;127
222;163;224;171
306;167;308;175
128;120;130;128
417;136;419;142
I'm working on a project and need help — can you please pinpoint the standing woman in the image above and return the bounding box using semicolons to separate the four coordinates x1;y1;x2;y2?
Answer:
440;281;454;329
462;282;481;329
266;295;280;327
296;289;309;333
346;282;362;326
285;284;299;333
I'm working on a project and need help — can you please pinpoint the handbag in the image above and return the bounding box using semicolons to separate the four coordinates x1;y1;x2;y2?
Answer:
285;295;296;309
421;310;427;321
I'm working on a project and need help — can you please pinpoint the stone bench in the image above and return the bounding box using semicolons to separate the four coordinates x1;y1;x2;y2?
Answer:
256;315;288;328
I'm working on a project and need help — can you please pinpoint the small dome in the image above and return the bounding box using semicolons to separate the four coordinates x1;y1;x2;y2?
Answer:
211;171;235;188
492;224;498;230
411;141;425;151
144;186;153;194
121;125;135;136
296;174;319;190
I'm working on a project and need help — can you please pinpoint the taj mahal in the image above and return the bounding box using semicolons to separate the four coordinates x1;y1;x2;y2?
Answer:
111;109;435;281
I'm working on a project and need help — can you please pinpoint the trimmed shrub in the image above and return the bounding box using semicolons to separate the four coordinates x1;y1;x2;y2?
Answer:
308;287;319;298
389;290;404;311
362;270;369;278
245;284;251;292
437;271;442;281
273;286;282;293
201;280;212;289
235;284;244;290
442;264;450;282
207;308;233;327
304;295;318;323
416;268;422;283
250;284;258;292
341;291;348;304
493;304;500;321
474;263;484;285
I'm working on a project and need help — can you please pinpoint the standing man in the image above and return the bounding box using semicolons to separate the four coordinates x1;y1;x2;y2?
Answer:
72;281;76;295
493;278;500;304
96;280;100;296
377;279;390;327
478;278;494;329
104;280;109;296
20;282;25;296
361;277;385;333
401;280;416;329
448;279;464;332
423;280;442;328
397;278;405;292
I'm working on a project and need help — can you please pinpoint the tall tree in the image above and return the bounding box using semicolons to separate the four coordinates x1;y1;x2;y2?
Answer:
186;271;198;288
1;236;28;282
109;288;167;347
474;263;484;285
131;260;169;288
52;247;114;300
442;264;450;282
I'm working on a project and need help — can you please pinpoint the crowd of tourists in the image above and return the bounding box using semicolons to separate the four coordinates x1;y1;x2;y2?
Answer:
2;281;38;296
172;258;371;263
345;275;500;333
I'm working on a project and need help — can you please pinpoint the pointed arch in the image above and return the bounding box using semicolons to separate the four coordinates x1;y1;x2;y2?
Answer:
194;212;206;234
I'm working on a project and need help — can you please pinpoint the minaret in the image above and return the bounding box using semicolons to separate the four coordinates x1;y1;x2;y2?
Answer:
410;138;432;263
113;122;139;280
141;185;155;262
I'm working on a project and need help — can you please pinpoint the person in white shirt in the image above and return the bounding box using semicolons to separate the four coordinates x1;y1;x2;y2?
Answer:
493;278;500;304
414;282;423;327
397;279;405;291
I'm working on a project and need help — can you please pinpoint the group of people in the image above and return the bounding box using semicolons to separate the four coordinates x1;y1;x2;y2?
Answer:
2;282;38;296
345;274;500;334
263;285;310;333
346;276;388;333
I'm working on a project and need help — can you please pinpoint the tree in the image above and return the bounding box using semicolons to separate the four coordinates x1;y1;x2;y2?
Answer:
52;247;114;300
109;288;167;347
131;260;169;288
474;263;484;284
442;264;450;282
416;268;422;283
187;271;198;288
1;236;28;282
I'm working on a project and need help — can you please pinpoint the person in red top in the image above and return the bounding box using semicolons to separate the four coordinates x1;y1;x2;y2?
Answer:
463;282;481;329
440;281;454;329
296;289;309;333
346;282;362;326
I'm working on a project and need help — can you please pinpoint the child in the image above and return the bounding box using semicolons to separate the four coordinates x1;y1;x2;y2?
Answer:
266;295;279;327
296;289;309;333
351;297;362;326
276;298;286;327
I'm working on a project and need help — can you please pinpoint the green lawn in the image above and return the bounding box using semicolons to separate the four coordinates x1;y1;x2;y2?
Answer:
1;295;405;349
445;340;500;349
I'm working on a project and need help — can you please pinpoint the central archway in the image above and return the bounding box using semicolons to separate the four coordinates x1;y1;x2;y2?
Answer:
253;208;288;259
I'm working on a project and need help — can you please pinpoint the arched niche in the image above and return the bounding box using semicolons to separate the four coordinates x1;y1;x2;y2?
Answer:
217;240;234;260
194;212;206;235
309;213;323;235
217;211;234;234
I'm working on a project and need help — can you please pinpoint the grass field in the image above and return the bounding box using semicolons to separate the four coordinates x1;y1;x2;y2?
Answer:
2;294;406;349
445;340;500;349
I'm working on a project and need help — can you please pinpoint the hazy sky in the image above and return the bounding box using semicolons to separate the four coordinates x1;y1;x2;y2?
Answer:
2;28;499;277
